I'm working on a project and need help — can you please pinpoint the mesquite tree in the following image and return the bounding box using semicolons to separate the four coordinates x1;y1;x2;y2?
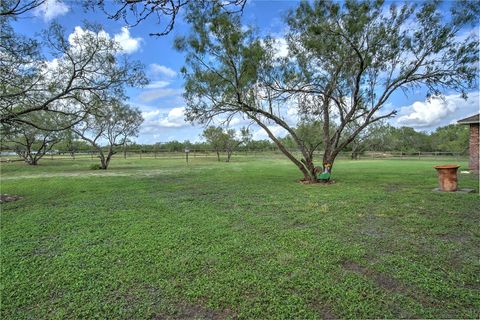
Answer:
0;20;147;130
202;126;225;162
202;126;251;162
176;4;345;181
282;0;478;175
72;102;143;169
1;115;63;165
177;1;478;183
224;127;251;162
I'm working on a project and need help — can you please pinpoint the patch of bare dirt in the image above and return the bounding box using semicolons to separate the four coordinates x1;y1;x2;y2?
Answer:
298;179;336;185
341;260;408;294
153;302;235;320
342;260;461;318
0;194;23;203
309;302;337;319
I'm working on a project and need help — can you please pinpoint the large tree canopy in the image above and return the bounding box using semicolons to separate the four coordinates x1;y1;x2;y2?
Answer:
284;0;478;170
177;0;479;183
0;20;147;130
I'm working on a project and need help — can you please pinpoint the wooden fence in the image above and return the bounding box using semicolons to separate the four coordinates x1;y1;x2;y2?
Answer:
0;149;469;163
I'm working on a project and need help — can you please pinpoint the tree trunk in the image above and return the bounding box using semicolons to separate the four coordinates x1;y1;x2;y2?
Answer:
98;152;108;169
216;151;220;162
301;156;318;182
322;151;336;175
25;150;40;165
226;150;232;162
351;144;362;160
249;115;318;183
103;148;116;169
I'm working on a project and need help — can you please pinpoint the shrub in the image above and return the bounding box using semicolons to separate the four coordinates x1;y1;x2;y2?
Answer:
89;163;103;170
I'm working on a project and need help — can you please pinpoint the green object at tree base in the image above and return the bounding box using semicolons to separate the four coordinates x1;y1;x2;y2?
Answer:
318;172;331;180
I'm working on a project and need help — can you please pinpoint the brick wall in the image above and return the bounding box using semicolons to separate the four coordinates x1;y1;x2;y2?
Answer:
469;123;479;173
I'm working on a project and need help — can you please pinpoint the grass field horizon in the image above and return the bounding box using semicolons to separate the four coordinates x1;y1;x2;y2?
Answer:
1;157;479;319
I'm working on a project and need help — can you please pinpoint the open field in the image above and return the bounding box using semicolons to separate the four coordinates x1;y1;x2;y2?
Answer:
1;157;479;319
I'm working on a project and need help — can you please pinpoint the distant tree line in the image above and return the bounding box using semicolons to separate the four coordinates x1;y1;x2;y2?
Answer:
2;122;469;163
278;123;469;158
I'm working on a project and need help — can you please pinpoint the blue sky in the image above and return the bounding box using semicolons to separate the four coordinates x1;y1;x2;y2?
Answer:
12;0;480;144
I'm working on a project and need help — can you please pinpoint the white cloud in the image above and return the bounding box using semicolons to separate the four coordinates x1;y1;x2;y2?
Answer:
160;107;187;128
149;64;177;78
139;88;183;102
396;91;479;128
261;37;289;59
68;26;105;47
252;125;288;140
33;0;69;21
67;26;142;55
274;37;289;58
145;80;170;89
113;27;142;54
142;107;188;131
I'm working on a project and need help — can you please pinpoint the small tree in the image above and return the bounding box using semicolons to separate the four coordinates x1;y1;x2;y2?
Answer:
202;126;251;162
224;127;251;162
1;116;62;165
63;129;79;159
73;101;143;169
202;126;225;161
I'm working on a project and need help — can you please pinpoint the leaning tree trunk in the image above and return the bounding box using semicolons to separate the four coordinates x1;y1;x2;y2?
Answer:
301;156;318;182
216;150;220;162
249;116;317;183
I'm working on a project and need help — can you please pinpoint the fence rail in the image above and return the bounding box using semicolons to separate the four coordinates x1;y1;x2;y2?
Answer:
0;149;469;163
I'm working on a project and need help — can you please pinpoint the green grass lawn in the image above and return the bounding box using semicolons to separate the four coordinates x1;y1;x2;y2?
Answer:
1;157;479;319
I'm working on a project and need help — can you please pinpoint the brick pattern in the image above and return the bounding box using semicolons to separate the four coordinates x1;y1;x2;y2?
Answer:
469;124;479;173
